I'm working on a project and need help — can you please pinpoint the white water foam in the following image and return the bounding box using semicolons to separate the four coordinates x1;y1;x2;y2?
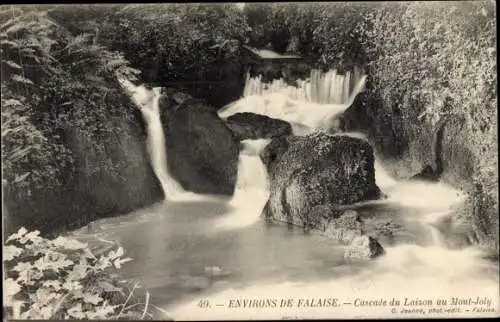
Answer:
214;139;271;230
169;240;498;320
218;71;367;132
117;78;216;202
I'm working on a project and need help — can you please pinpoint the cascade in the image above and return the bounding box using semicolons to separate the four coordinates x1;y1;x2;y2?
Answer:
241;67;364;105
118;78;209;202
145;87;187;199
214;139;271;230
217;68;367;133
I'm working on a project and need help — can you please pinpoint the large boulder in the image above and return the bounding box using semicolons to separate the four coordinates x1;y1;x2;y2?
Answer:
159;95;239;195
265;132;381;226
224;112;292;141
4;96;164;236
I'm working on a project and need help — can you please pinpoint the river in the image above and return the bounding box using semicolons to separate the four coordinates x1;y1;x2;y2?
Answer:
69;153;499;320
71;75;500;320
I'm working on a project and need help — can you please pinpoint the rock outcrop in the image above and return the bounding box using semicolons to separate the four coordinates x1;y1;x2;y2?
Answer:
159;95;239;195
262;132;385;259
224;112;292;141
4;96;164;236
265;132;382;225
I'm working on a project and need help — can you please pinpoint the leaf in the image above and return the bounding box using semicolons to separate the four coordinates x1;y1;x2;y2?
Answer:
113;257;133;269
4;21;29;34
0;39;19;48
2;99;23;107
14;172;31;183
42;280;62;291
3;278;21;304
82;292;103;305
3;245;22;261
11;74;34;85
3;60;22;69
83;247;97;259
115;246;124;258
67;303;86;319
22;230;42;245
6;227;28;243
62;280;82;291
98;280;125;294
52;236;87;250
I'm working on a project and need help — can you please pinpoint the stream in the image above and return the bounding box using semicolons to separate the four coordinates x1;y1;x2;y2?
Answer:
69;75;500;320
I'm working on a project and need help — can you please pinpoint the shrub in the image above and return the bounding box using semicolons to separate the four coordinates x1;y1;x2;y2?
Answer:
359;1;497;196
101;3;248;107
3;227;166;320
2;7;161;235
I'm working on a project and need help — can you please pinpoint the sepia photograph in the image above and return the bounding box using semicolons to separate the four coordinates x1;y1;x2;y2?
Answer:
2;1;498;320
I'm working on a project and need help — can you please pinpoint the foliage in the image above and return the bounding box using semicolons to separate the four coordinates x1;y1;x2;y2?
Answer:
243;3;373;70
100;3;248;107
1;8;70;193
1;7;156;234
3;227;162;320
358;1;497;192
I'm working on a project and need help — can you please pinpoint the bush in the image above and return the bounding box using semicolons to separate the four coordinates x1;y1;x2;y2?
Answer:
3;227;164;320
2;7;162;235
359;0;497;215
101;4;248;107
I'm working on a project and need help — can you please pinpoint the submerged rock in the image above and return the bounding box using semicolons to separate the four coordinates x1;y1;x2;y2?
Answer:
322;210;364;245
159;95;239;195
225;112;292;141
344;236;385;260
266;132;382;226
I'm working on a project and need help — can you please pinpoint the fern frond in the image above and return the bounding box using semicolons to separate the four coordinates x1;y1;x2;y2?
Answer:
7;145;33;162
64;33;92;50
1;99;23;107
2;60;22;69
4;21;36;35
1;39;19;48
11;74;34;85
104;58;128;72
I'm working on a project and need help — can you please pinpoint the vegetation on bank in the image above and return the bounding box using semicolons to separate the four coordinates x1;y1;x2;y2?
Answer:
3;227;169;320
1;7;162;235
99;4;248;107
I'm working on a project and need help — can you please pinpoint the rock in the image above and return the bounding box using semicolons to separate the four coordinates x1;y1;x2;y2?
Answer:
323;210;364;244
305;206;364;244
344;236;385;260
266;132;382;227
225;112;292;141
260;135;291;170
159;95;239;195
4;94;164;235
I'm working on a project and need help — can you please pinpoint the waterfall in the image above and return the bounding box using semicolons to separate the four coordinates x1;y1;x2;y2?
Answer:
241;68;364;105
214;139;271;230
218;68;367;133
117;77;209;202
144;88;187;199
